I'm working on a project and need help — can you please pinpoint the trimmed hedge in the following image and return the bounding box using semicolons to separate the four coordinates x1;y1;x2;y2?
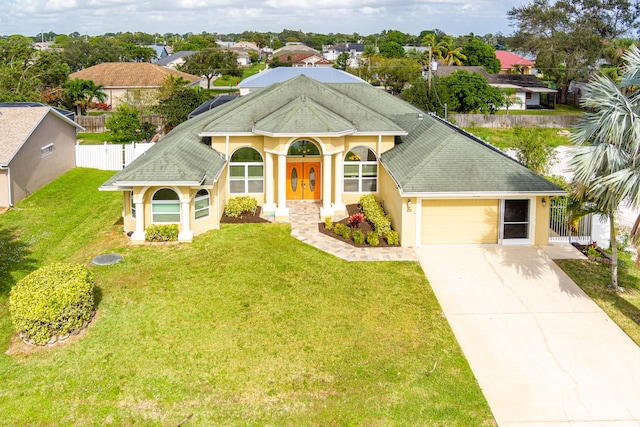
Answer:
386;230;399;245
145;224;179;242
359;194;391;236
224;196;258;218
334;223;351;240
9;263;95;345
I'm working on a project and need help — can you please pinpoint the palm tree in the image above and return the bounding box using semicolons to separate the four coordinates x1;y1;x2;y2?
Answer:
436;36;466;66
62;78;106;116
571;45;640;290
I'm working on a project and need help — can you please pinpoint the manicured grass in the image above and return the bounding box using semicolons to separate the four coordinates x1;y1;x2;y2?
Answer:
214;63;267;87
464;126;571;149
77;132;114;145
557;253;640;347
0;169;494;426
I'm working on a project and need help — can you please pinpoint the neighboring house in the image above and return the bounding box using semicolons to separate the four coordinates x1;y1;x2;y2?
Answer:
0;106;83;207
69;62;202;109
100;75;563;246
237;67;366;95
230;48;252;66
323;43;364;67
433;66;556;110
495;50;535;75
147;45;170;62
155;50;197;69
273;43;321;57
230;41;260;54
274;54;332;68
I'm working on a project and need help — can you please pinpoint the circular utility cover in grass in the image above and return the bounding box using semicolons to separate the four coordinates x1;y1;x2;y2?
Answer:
92;253;124;266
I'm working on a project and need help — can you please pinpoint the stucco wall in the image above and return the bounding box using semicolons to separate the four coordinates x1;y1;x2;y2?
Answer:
0;169;8;207
534;195;551;245
378;165;411;246
7;112;76;207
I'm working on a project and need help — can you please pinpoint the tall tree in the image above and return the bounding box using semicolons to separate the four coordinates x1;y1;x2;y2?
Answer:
508;0;640;103
179;47;242;89
402;76;450;117
436;36;467;66
570;46;640;290
62;78;106;115
440;70;504;113
462;39;501;73
371;57;421;93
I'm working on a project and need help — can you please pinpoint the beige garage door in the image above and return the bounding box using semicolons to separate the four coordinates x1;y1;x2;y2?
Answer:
421;199;499;245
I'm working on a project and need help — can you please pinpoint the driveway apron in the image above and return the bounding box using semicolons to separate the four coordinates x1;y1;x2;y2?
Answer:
416;245;640;427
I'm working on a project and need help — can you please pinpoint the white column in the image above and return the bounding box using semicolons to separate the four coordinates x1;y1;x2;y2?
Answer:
178;199;193;242
131;201;145;244
275;154;289;219
332;151;346;213
320;153;334;218
263;152;276;213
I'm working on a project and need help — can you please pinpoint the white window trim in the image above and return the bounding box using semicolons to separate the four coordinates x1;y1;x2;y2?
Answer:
499;198;534;246
229;147;264;195
343;161;378;193
151;188;181;224
194;190;210;220
130;192;136;219
41;143;54;158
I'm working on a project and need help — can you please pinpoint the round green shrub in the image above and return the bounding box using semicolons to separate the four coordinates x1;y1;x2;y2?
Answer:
9;263;95;345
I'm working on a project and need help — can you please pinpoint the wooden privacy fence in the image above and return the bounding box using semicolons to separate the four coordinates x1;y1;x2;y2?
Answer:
77;115;164;133
76;142;155;170
449;114;581;129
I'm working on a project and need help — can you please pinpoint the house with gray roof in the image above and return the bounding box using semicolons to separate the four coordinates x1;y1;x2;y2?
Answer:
101;75;563;246
0;106;83;207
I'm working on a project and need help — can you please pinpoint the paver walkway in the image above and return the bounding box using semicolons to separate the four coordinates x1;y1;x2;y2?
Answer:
285;201;417;261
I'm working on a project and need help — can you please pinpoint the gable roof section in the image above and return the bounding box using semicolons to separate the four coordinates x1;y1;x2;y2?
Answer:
155;50;196;67
239;67;365;88
199;75;405;135
253;95;356;136
0;107;83;165
69;62;201;88
381;114;563;195
495;50;535;70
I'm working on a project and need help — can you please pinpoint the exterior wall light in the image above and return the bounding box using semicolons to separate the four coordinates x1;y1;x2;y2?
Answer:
407;199;412;212
542;198;547;207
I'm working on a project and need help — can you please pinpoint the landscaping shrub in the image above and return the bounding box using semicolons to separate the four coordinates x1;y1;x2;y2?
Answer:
360;194;391;235
145;224;179;242
334;223;351;240
386;230;399;245
9;263;95;345
353;229;366;244
348;213;365;228
324;216;334;230
367;231;379;246
224;196;258;218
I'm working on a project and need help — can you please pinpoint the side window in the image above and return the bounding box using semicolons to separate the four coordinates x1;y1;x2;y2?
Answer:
194;189;210;220
229;147;264;194
151;188;180;223
344;146;377;193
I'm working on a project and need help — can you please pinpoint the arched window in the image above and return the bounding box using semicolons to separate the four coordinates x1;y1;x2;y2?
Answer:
287;140;320;157
344;146;377;193
229;147;264;194
194;189;210;220
151;188;180;223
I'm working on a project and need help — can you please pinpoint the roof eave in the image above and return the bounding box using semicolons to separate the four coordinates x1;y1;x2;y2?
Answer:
252;128;357;137
398;190;568;198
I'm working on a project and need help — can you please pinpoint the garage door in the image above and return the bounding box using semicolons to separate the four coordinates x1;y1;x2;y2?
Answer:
421;199;499;245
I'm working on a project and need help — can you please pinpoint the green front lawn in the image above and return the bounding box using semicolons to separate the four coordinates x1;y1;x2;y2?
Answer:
214;63;267;87
557;253;640;347
0;168;493;426
496;104;585;116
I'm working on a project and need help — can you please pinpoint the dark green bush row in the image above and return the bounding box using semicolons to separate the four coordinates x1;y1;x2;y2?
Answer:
359;195;391;236
224;196;258;218
146;224;179;242
334;223;351;240
367;231;379;246
353;229;365;244
10;263;95;345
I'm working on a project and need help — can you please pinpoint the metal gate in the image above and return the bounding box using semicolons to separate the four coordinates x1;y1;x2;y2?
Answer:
549;197;592;244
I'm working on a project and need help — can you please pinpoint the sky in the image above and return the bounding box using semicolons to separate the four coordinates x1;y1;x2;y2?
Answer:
1;0;531;38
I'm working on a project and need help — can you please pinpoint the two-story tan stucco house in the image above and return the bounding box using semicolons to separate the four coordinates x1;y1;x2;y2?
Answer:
100;74;564;247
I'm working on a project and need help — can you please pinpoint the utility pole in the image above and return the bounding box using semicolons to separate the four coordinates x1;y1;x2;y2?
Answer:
427;44;433;90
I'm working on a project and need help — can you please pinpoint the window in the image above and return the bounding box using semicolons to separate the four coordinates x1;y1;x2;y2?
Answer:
344;146;377;193
194;189;210;220
229;147;264;194
151;188;180;223
41;143;54;157
130;192;136;219
287;140;320;157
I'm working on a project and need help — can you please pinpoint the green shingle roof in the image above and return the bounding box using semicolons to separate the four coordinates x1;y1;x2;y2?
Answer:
102;74;563;196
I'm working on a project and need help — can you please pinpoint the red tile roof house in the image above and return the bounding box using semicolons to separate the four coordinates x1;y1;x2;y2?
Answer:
0;106;83;208
495;50;536;75
69;62;202;109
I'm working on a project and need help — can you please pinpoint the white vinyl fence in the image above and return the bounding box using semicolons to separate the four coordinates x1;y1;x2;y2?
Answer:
76;142;155;170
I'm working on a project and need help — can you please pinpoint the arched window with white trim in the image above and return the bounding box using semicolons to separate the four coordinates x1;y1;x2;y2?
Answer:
229;147;264;194
130;191;136;219
151;188;180;223
194;189;210;220
344;146;377;193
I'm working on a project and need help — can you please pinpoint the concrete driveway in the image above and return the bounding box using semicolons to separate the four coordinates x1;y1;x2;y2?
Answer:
416;244;640;427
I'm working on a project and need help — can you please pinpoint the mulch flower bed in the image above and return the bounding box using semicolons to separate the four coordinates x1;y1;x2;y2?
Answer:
220;206;270;224
318;204;398;247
